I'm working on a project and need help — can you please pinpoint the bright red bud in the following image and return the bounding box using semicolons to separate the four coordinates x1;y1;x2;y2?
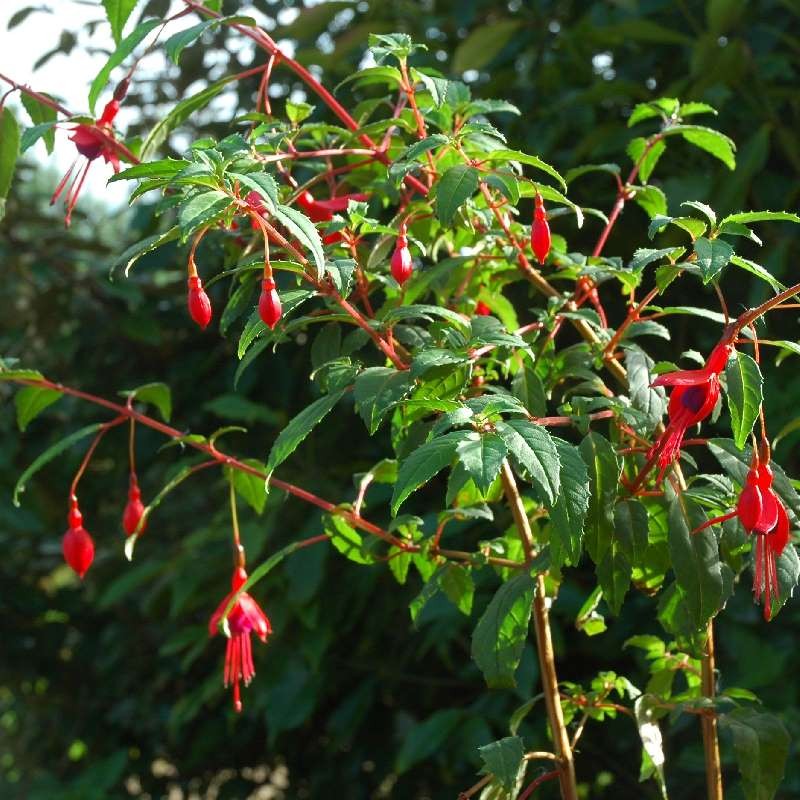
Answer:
475;301;491;316
258;278;282;329
187;275;212;330
531;195;551;265
63;501;94;579
122;475;146;537
391;236;413;285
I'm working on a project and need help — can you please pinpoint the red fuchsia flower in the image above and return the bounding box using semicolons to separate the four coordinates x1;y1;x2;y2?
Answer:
208;567;272;713
258;277;282;329
63;497;94;579
50;98;123;226
122;474;146;537
187;275;212;330
646;342;733;479
391;233;413;285
474;300;491;316
531;194;551;265
697;460;791;620
296;189;368;244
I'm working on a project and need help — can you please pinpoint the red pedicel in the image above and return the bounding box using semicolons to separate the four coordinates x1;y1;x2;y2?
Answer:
187;275;212;330
258;278;282;329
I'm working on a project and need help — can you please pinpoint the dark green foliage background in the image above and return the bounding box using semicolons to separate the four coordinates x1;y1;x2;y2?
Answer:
1;1;799;798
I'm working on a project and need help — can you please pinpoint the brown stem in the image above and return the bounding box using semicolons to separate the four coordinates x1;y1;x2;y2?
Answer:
701;620;723;800
500;463;578;800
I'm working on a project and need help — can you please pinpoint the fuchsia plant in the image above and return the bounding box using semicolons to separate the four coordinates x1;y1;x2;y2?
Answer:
4;5;800;799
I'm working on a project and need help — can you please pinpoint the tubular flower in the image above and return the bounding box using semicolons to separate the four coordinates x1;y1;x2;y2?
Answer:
63;498;95;579
258;277;282;329
50;98;122;226
391;234;413;285
646;342;733;478
296;190;368;244
187;275;213;330
697;461;791;620
531;194;551;265
122;474;146;537
208;567;272;713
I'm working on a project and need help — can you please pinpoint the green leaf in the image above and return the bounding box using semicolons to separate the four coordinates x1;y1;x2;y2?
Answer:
478;736;525;791
15;386;62;432
580;433;620;563
482;149;567;190
101;0;139;44
768;544;800;620
471;574;535;689
178;190;231;240
632;185;667;219
666;124;736;170
354;367;414;434
452;19;521;72
549;439;590;566
14;424;103;506
0;107;20;206
20;94;57;153
495;420;560;505
110;226;180;277
455;432;508;494
694;236;734;283
627;136;666;183
626;346;667;427
391;431;471;514
394;709;462;774
272;203;325;278
227;459;267;515
123;382;172;421
598;499;648;615
141;72;240;159
164;16;254;64
667;488;730;630
395;134;449;164
110;158;190;182
725;352;763;449
326;515;376;565
440;564;474;616
720;210;800;226
435;165;479;226
89;18;162;113
228;171;278;211
720;708;789;800
266;390;345;479
511;356;547;416
682;200;716;227
729;255;784;292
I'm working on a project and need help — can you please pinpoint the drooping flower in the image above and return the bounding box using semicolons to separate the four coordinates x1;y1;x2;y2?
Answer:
122;474;146;537
646;342;733;478
208;567;272;713
50;98;123;226
474;300;491;316
296;189;368;244
63;497;94;578
187;275;212;330
258;277;282;329
531;194;551;265
391;234;413;285
697;459;791;620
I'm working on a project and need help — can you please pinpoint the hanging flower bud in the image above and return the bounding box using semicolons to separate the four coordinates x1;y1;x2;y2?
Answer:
531;194;551;265
187;275;212;330
113;76;130;103
258;278;282;329
475;301;491;316
122;474;146;537
391;234;413;285
63;498;94;579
